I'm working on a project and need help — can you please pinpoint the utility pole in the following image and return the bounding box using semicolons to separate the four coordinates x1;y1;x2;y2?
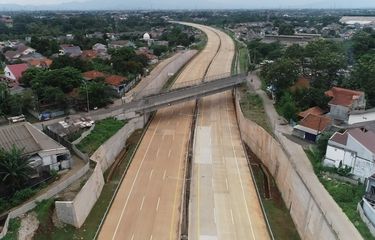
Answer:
82;80;90;113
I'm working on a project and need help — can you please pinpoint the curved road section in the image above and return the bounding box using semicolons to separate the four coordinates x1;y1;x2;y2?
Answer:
98;25;221;240
184;24;271;240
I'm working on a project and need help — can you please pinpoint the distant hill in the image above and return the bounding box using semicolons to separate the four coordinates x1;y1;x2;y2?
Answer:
0;0;374;11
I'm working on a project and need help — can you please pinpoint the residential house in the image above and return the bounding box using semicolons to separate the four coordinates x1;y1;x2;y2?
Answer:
324;128;375;182
4;63;29;86
83;70;105;81
325;87;366;123
105;75;128;97
3;44;36;62
136;47;158;64
298;106;325;119
293;113;332;142
81;50;97;60
0;122;72;177
0;15;13;28
92;43;107;53
27;58;53;69
108;40;136;49
59;45;82;57
154;41;169;47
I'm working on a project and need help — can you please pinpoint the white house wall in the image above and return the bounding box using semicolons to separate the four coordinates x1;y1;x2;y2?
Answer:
4;66;16;81
347;134;374;160
349;111;375;125
353;157;375;180
325;145;345;167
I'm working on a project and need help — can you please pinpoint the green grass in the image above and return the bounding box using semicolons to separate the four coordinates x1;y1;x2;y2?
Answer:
239;89;273;134
2;218;21;240
32;129;144;240
238;44;249;74
251;156;300;239
77;118;126;156
305;149;374;240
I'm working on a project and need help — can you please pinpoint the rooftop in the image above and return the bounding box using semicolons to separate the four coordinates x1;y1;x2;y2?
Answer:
300;113;332;132
105;75;127;87
331;128;375;154
325;87;364;107
298;106;325;119
6;63;29;80
0;122;66;156
83;70;106;80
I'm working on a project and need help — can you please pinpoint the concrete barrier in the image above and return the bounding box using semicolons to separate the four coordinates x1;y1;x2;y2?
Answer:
55;163;104;228
55;115;148;228
90;116;145;172
234;91;363;240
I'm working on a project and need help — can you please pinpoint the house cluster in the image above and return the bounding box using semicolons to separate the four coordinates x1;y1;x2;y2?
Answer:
292;83;375;183
0;31;163;96
0;15;13;28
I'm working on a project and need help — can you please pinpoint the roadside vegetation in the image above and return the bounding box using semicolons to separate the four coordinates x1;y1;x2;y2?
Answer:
2;218;21;240
305;148;374;240
77;118;126;156
246;147;300;240
239;87;272;134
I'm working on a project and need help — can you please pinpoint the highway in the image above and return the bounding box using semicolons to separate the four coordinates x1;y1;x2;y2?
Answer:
186;25;271;239
98;24;222;240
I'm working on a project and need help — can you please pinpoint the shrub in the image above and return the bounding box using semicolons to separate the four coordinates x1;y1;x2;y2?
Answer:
11;188;36;206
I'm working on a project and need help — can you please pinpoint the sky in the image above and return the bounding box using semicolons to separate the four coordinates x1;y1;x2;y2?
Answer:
0;0;374;8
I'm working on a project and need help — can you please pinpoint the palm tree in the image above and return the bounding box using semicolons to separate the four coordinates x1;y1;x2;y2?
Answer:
0;146;33;192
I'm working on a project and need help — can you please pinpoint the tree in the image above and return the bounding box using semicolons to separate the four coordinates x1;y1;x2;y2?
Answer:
351;53;375;107
0;146;33;192
80;81;112;109
316;132;334;158
352;30;375;59
278;92;297;121
261;58;299;99
279;23;295;35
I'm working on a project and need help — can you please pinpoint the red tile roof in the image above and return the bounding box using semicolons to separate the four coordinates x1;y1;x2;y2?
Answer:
330;131;349;145
83;70;105;80
81;50;97;60
298;106;325;118
6;63;29;81
325;87;364;107
290;76;310;92
27;58;53;68
105;75;127;87
300;113;332;132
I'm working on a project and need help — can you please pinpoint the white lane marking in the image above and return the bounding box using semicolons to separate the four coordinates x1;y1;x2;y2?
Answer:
168;149;172;158
163;170;167;180
230;209;235;225
111;118;162;240
214;207;217;224
150;235;153;240
225;97;256;239
149;169;154;180
225;177;229;191
140;196;145;211
156;197;160;211
156;148;160;158
131;234;134;240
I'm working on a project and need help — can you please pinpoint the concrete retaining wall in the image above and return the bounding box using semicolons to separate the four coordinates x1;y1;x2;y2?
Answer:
55;115;147;228
55;163;104;228
90;116;145;172
234;91;363;240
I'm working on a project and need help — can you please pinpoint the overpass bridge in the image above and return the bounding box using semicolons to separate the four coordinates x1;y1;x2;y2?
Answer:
119;73;247;114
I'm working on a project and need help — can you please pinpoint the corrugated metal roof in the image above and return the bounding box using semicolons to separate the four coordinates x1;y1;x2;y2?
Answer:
0;123;41;154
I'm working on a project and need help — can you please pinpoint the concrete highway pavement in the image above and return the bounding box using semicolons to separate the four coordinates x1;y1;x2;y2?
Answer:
187;26;270;240
98;24;222;240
